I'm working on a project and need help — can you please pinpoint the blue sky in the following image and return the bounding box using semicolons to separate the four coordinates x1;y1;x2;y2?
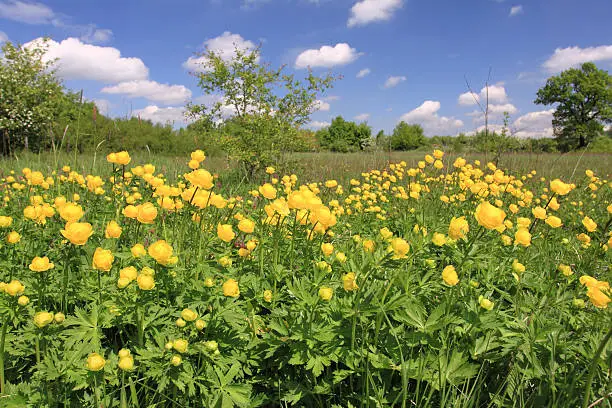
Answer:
1;0;611;137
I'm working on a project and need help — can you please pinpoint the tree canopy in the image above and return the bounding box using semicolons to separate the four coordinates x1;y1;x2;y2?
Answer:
535;62;612;151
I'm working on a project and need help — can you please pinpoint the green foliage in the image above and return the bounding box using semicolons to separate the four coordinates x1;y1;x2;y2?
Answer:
535;62;612;151
391;122;426;150
187;45;336;176
316;116;372;152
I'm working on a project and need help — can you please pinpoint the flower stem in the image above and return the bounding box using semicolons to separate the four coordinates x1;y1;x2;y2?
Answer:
582;326;612;408
0;318;8;395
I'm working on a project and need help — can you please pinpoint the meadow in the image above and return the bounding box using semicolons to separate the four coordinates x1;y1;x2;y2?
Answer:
0;149;610;407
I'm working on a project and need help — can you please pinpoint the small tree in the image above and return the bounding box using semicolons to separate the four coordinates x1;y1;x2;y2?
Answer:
390;122;426;150
187;45;336;176
0;39;66;154
317;116;371;152
535;62;612;151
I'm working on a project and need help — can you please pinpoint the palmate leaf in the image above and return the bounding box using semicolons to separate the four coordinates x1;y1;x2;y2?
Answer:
61;304;112;350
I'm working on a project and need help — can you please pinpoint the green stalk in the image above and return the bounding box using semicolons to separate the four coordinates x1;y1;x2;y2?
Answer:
582;327;612;408
0;318;8;395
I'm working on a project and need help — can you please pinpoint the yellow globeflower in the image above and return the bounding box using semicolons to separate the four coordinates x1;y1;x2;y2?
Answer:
59;202;84;223
4;279;25;296
185;169;214;189
118;354;134;371
448;216;469;240
148;240;177;266
87;353;106;371
7;231;21;244
442;265;459;286
131;243;147;258
137;274;155;290
29;256;55;272
61;222;93;246
587;287;610;309
342;272;359;291
321;242;334;257
222;279;240;298
115;151;131;165
120;266;138;281
474;202;506;230
0;216;13;227
545;216;562;228
263;290;273;303
318;286;333;301
550;179;572;195
92;248;114;272
137;202;158;224
558;264;573;276
181;308;198;322
17;295;29;306
390;237;409;259
217;224;235;243
191;149;206;162
478;296;494;311
173;339;189;353
238;218;255;234
582;216;597;232
433;149;444;159
432;233;447;246
188;159;200;170
33;312;54;328
259;183;277;199
514;228;531;247
122;205;139;219
512;259;526;274
104;220;122;239
532;206;547;220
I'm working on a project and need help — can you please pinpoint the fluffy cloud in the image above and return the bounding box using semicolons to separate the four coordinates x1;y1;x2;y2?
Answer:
0;0;55;24
399;100;464;135
468;103;518;122
133;105;187;125
295;43;360;69
509;5;523;16
384;76;406;89
314;100;331;111
308;120;331;129
80;27;113;44
0;31;7;43
25;37;149;83
92;99;112;116
356;68;371;78
542;45;612;73
458;84;508;106
354;113;370;121
348;0;403;27
101;80;192;105
512;109;554;138
184;32;258;72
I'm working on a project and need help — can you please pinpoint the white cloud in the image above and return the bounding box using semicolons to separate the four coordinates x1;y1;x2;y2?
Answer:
542;45;612;73
509;5;523;16
134;105;187;126
308;120;330;129
399;100;464;135
458;84;508;106
25;37;149;83
384;75;406;89
92;99;112;116
101;80;192;105
0;0;55;24
184;31;258;72
0;31;7;43
512;109;554;138
354;113;370;121
356;68;371;78
295;43;360;69
468;103;518;122
314;99;331;111
80;27;113;44
348;0;403;27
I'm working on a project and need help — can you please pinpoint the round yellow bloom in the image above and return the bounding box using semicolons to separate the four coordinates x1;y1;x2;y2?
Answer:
115;151;131;165
432;233;447;246
0;216;13;227
92;248;114;272
478;296;494;311
318;286;333;301
263;290;273;303
558;264;573;276
475;202;506;230
87;353;106;371
545;216;562;228
514;228;531;247
34;312;54;328
120;266;138;281
185;169;213;189
122;205;139;219
191;149;206;162
222;279;240;298
335;252;347;263
61;222;93;246
433;149;444;159
321;242;334;257
217;224;235;243
342;272;359;291
17;295;29;306
137;202;158;224
170;355;182;366
218;256;232;267
390;237;409;259
29;256;54;272
448;216;469;240
587;287;610;309
181;309;198;322
176;318;186;328
4;279;25;296
259;183;277;199
188;159;200;169
238;218;255;234
532;206;547;220
104;220;122;238
7;231;21;244
148;240;177;266
137;274;155;290
131;243;147;258
582;216;597;232
550;179;572;195
195;319;206;330
442;265;459;286
118;355;134;371
54;312;65;323
173;339;189;353
59;203;84;223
